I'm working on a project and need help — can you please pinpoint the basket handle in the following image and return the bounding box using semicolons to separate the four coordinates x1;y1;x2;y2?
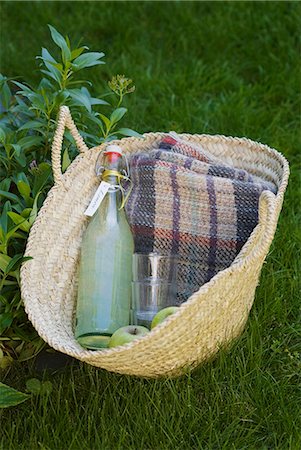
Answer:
51;105;89;185
235;189;278;266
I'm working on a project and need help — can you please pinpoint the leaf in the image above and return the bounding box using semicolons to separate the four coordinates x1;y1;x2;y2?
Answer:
18;121;44;131
90;98;109;106
0;80;12;110
0;254;11;272
80;87;92;98
66;79;92;88
71;46;88;60
15;172;30;185
14;152;27;168
67;89;91;112
86;113;103;127
27;92;46;113
110;107;127;125
38;47;62;82
0;357;13;370
21;208;32;219
117;128;143;138
65;35;71;51
8;231;26;240
0;383;30;408
106;135;118;142
41;60;62;84
10;145;20;157
0;201;12;236
38;78;55;93
14;95;29;109
48;25;71;63
0;312;13;334
40;69;61;85
2;280;18;286
0;190;19;202
0;294;8;305
72;52;105;70
17;135;43;150
12;81;33;94
0;127;6;143
0;178;10;192
32;163;52;197
26;378;41;395
7;212;30;232
63;130;78;145
41;47;57;64
17;181;31;201
28;195;39;226
98;113;111;132
62;148;71;172
5;255;32;274
54;89;70;107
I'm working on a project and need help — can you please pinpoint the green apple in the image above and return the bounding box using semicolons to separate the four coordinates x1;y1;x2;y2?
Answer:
151;306;179;329
108;325;150;348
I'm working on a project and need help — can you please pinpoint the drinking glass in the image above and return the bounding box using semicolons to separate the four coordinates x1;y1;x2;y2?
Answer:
131;253;178;327
132;281;177;327
132;253;178;283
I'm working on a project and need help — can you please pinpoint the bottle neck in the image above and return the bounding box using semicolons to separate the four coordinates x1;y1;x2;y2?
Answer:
103;172;119;186
99;152;125;224
101;174;124;226
106;190;119;226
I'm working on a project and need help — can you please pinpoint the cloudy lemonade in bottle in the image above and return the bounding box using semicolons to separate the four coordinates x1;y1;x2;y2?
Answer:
75;145;134;349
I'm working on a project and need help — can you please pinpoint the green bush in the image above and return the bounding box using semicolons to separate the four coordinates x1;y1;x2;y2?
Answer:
0;25;137;370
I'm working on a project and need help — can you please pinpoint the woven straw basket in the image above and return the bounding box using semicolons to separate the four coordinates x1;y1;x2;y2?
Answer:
20;106;289;378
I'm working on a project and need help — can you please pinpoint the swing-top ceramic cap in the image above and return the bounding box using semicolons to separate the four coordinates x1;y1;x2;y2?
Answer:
105;144;123;155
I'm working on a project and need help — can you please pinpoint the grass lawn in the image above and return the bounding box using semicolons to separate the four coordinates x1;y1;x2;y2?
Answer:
0;1;300;449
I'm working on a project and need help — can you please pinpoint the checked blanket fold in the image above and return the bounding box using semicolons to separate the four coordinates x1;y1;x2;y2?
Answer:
125;133;277;303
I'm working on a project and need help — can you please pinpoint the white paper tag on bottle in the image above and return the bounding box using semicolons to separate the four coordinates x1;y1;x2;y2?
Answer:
84;181;111;217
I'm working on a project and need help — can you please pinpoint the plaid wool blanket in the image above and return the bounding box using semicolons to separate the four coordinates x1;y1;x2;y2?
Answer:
125;134;277;303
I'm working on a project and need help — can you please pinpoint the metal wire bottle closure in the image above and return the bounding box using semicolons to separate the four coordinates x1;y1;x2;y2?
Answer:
101;168;132;210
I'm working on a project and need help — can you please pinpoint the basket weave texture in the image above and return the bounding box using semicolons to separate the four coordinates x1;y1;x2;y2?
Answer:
20;106;289;378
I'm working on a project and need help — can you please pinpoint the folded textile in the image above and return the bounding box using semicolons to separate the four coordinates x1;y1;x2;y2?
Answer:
125;134;277;302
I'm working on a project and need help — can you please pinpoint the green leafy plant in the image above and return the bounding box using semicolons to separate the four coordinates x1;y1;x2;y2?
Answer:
0;378;53;408
26;378;53;396
0;25;138;370
0;382;30;408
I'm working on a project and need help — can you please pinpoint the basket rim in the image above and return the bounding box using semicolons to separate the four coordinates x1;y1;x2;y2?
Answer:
88;132;289;195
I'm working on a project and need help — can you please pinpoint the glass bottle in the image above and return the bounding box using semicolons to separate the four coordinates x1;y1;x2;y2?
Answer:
75;145;134;349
